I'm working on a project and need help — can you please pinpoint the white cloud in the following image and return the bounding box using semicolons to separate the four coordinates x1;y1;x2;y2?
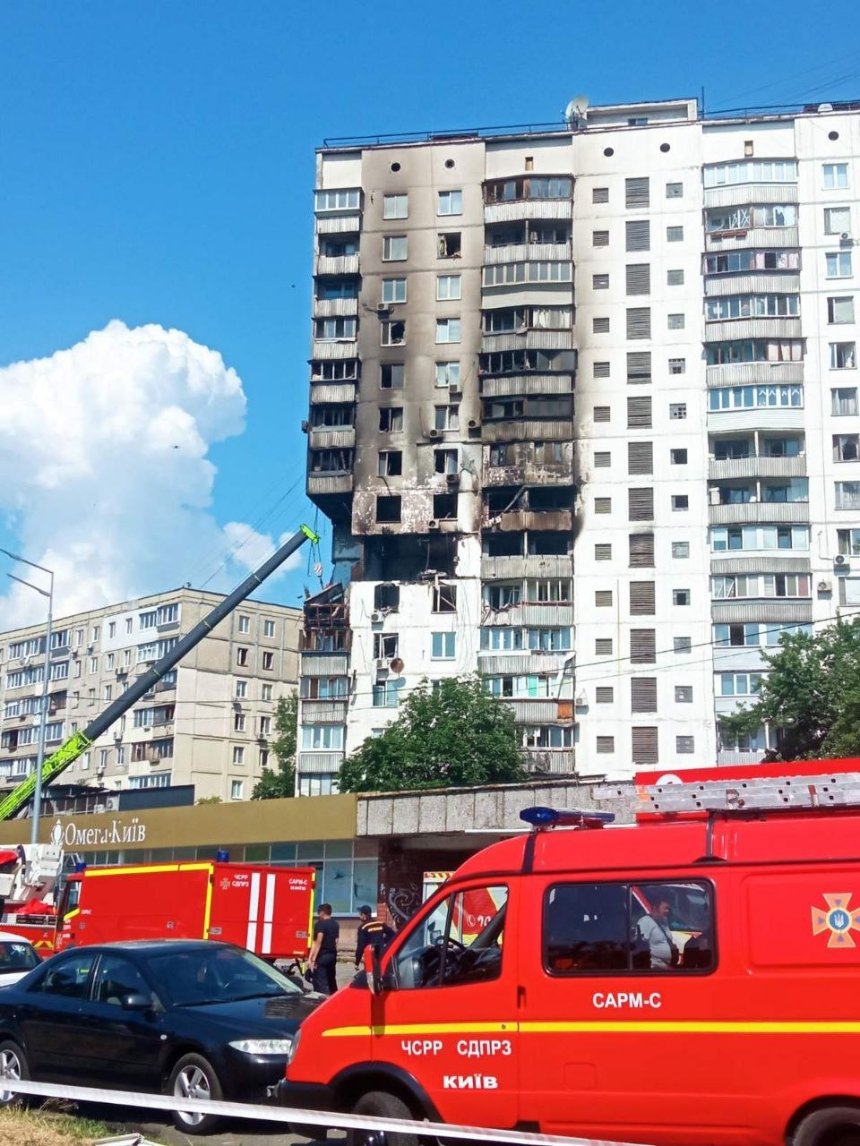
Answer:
0;320;289;627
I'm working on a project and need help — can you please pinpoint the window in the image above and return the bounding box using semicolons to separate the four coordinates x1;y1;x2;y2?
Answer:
672;494;689;510
827;252;853;278
829;297;855;324
674;637;692;654
626;263;651;295
381;320;406;346
594;497;612;514
594;450;611;467
378;450;403;477
438;232;461;258
595;543;612;561
825;207;851;235
236;647;248;667
824;163;849;190
594;405;611;423
437;274;461;301
594;361;610;379
393;884;508;989
232;747;245;765
382;278;407;304
669;358;686;375
831;343;857;370
626;221;651;252
595;687;614;703
434;448;459;475
673;589;690;606
668;314;685;330
717;672;764;696
593;230;609;247
666;225;684;242
238;614;250;634
630;581;656;615
234;712;246;732
36;951;98;999
675;686;693;703
434;405;459;431
436;318;461;344
625;177;650;207
315;316;357;341
260;651;273;670
383;193;408;219
435;362;461;389
593;316;610;333
834;434;859;461
379;407;403;432
235;679;247;699
263;619;276;638
672;541;689;558
383;235;407;261
593;187;609;204
230;780;244;800
376;495;402;522
372;679;403;708
676;736;695;754
432;584;457;613
671;449;687;464
627;307;651;339
836;482;860;510
593;273;609;289
670;403;687;420
262;683;273;702
832;387;859;416
667;269;685;286
315;188;361;212
666;182;683;199
595;590;613;607
437;190;463;216
595;638;613;655
431;632;456;659
596;736;615;754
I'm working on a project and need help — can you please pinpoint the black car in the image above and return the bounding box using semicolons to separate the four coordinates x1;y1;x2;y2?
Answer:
0;939;320;1133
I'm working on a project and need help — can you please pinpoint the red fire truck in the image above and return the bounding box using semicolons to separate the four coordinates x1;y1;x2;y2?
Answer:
277;759;860;1146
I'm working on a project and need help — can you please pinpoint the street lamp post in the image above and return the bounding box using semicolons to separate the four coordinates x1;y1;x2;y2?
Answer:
0;550;54;844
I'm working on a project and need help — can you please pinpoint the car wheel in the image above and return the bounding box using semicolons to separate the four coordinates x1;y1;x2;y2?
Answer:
0;1040;29;1108
168;1052;223;1134
791;1105;860;1146
348;1090;419;1146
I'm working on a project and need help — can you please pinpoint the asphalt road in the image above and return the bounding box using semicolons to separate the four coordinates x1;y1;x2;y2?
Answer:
91;1100;340;1145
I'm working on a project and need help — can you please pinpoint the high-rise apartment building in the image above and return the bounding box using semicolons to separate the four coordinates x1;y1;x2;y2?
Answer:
0;589;301;801
299;97;860;794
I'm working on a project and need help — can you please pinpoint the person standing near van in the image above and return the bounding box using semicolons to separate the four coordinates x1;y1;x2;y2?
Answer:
308;903;339;995
354;905;395;971
637;899;679;969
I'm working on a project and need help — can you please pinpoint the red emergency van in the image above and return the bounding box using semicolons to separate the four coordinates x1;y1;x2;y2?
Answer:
277;764;860;1145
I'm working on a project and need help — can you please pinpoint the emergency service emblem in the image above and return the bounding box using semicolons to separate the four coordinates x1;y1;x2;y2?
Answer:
811;893;860;948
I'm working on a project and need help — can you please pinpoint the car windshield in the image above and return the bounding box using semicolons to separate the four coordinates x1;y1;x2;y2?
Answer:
0;941;39;974
145;946;302;1006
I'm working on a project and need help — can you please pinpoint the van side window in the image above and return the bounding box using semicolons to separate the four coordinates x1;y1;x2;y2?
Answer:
393;885;508;990
543;880;714;975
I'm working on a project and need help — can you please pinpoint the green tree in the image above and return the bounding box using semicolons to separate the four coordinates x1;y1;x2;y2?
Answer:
721;616;860;760
252;693;298;799
338;676;528;793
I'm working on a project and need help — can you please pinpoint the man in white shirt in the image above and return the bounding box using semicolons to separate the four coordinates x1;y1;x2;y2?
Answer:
637;898;679;970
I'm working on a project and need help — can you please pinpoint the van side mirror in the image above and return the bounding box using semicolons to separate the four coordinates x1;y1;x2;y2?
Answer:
364;945;386;995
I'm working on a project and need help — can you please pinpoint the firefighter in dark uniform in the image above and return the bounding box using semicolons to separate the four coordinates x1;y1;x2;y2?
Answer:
354;905;395;970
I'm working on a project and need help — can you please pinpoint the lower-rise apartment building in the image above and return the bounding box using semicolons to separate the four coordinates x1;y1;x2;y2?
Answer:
298;97;860;793
0;589;301;801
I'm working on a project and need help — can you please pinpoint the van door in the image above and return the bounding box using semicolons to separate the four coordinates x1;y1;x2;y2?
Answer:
375;881;518;1129
519;875;719;1141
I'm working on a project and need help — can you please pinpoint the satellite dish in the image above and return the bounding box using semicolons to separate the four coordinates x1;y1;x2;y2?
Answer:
565;95;590;127
389;657;405;675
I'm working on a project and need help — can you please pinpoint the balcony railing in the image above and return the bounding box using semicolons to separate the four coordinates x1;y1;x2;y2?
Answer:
315;254;360;275
484;200;572;224
708;501;809;525
705;226;799;252
483;242;572;265
708;455;807;480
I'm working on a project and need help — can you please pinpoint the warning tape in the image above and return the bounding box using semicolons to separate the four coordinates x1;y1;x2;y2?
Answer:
4;1078;652;1146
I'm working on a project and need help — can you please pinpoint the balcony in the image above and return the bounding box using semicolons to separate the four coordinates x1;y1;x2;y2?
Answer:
507;700;565;723
310;382;357;405
481;330;575;355
301;653;349;676
484;200;572;224
316;214;362;235
710;555;810;575
483;461;575;487
315;254;360;276
483;603;574;628
707;407;805;432
309;427;355;450
523;749;575;776
483;242;572;265
297;751;344;774
300;700;348;724
484;509;573;532
312;341;358;361
705;318;802;342
313;298;358;318
482;418;572;443
703;184;798;209
480;374;573;399
708;501;809;525
480;554;572;580
705;226;799;252
711;600;812;624
307;472;353;497
706;362;803;388
708;455;807;480
704;273;801;297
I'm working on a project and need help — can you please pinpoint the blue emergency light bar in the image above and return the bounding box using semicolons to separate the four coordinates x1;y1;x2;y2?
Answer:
519;806;615;830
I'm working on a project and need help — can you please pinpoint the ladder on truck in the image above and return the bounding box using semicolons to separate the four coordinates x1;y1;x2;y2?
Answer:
630;758;860;816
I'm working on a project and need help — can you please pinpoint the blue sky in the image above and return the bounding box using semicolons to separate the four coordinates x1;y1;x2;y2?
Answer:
1;0;859;621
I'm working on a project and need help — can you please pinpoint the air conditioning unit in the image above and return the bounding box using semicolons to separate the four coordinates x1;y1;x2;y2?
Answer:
376;301;391;314
300;420;309;433
370;611;382;623
818;580;832;593
708;488;721;506
428;519;440;531
426;427;441;439
113;731;122;740
467;418;479;430
841;232;853;245
446;472;460;485
835;553;850;569
575;691;588;706
374;658;387;670
449;383;462;396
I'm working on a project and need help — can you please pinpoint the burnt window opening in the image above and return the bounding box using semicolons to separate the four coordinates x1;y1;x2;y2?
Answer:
530;486;574;511
374;583;400;611
363;535;456;581
378;451;403;477
379;407;403;432
528;532;570;556
380;363;405;390
310;359;359;382
433;493;458;520
381;320;406;346
483;176;572;203
483;532;523;557
438;232;462;258
310;448;353;473
432;583;458;612
373;633;400;660
434;449;459;476
485;487;526;513
480;348;576;376
376;495;402;523
488;443;513;466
